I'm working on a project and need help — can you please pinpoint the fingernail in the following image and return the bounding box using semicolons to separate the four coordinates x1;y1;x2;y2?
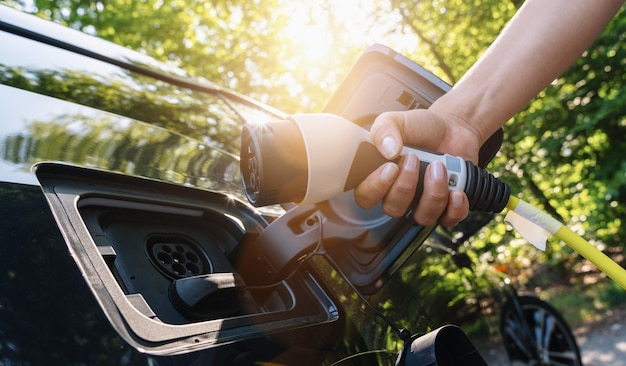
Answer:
431;160;445;181
452;191;464;207
380;163;397;182
402;152;418;172
381;136;400;159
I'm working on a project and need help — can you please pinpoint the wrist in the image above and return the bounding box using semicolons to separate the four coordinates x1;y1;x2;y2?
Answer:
429;89;494;149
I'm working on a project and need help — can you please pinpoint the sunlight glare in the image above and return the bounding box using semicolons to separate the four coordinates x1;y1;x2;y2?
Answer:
283;0;418;64
284;3;339;63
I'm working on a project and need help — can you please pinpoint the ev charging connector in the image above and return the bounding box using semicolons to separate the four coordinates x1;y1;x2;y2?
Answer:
240;113;510;213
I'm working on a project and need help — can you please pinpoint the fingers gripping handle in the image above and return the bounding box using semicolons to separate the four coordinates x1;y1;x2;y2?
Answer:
344;141;509;213
344;142;466;196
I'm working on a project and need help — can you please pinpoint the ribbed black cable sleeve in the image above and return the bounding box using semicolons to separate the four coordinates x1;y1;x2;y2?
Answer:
464;161;511;213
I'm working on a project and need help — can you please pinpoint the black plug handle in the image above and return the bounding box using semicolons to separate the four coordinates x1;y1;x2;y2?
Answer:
346;141;510;213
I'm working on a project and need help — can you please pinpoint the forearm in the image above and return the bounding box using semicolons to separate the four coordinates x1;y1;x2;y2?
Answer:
432;0;624;144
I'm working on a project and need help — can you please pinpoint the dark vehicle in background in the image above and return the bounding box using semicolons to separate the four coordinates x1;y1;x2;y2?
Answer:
0;5;580;365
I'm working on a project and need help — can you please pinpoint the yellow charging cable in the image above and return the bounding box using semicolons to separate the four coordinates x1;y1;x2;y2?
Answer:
506;196;626;290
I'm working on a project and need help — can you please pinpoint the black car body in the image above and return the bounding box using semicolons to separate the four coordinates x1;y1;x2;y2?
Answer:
0;5;500;365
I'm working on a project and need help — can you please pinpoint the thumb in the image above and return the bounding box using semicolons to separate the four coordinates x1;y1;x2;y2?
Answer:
370;111;406;160
371;110;445;159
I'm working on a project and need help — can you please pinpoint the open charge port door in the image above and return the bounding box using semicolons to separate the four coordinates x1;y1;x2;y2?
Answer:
35;163;338;355
79;201;294;324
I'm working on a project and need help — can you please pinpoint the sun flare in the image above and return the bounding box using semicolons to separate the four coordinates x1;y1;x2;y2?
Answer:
283;0;417;64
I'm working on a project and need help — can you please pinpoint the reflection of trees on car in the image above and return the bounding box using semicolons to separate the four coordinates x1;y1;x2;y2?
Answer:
2;110;243;195
0;62;286;199
0;64;245;154
315;239;495;355
362;247;492;351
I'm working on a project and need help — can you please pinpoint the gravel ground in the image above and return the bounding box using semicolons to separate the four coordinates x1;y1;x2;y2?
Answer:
476;305;626;365
575;306;626;366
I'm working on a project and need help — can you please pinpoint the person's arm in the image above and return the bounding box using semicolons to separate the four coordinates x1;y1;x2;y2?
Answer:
441;0;624;144
354;0;624;227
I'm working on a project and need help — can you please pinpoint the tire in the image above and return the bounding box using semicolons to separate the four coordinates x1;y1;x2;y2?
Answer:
499;295;582;366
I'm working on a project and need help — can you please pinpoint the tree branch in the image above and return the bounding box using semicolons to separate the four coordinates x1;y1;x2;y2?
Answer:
395;5;457;84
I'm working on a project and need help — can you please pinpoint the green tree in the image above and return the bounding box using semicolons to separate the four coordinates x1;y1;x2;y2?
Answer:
390;0;519;84
4;0;371;113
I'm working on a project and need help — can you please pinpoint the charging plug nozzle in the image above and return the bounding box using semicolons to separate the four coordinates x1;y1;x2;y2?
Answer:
241;113;510;213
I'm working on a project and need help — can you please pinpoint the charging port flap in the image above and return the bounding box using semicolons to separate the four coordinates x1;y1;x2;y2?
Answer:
34;162;338;355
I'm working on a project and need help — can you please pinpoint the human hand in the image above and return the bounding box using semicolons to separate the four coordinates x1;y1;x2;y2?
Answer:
353;108;483;227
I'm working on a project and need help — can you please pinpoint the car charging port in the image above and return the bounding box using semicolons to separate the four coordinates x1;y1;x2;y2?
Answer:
147;235;212;280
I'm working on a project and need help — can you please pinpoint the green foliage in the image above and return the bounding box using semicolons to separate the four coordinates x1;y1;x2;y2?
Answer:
502;6;626;252
539;280;626;329
598;280;626;308
389;0;519;83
